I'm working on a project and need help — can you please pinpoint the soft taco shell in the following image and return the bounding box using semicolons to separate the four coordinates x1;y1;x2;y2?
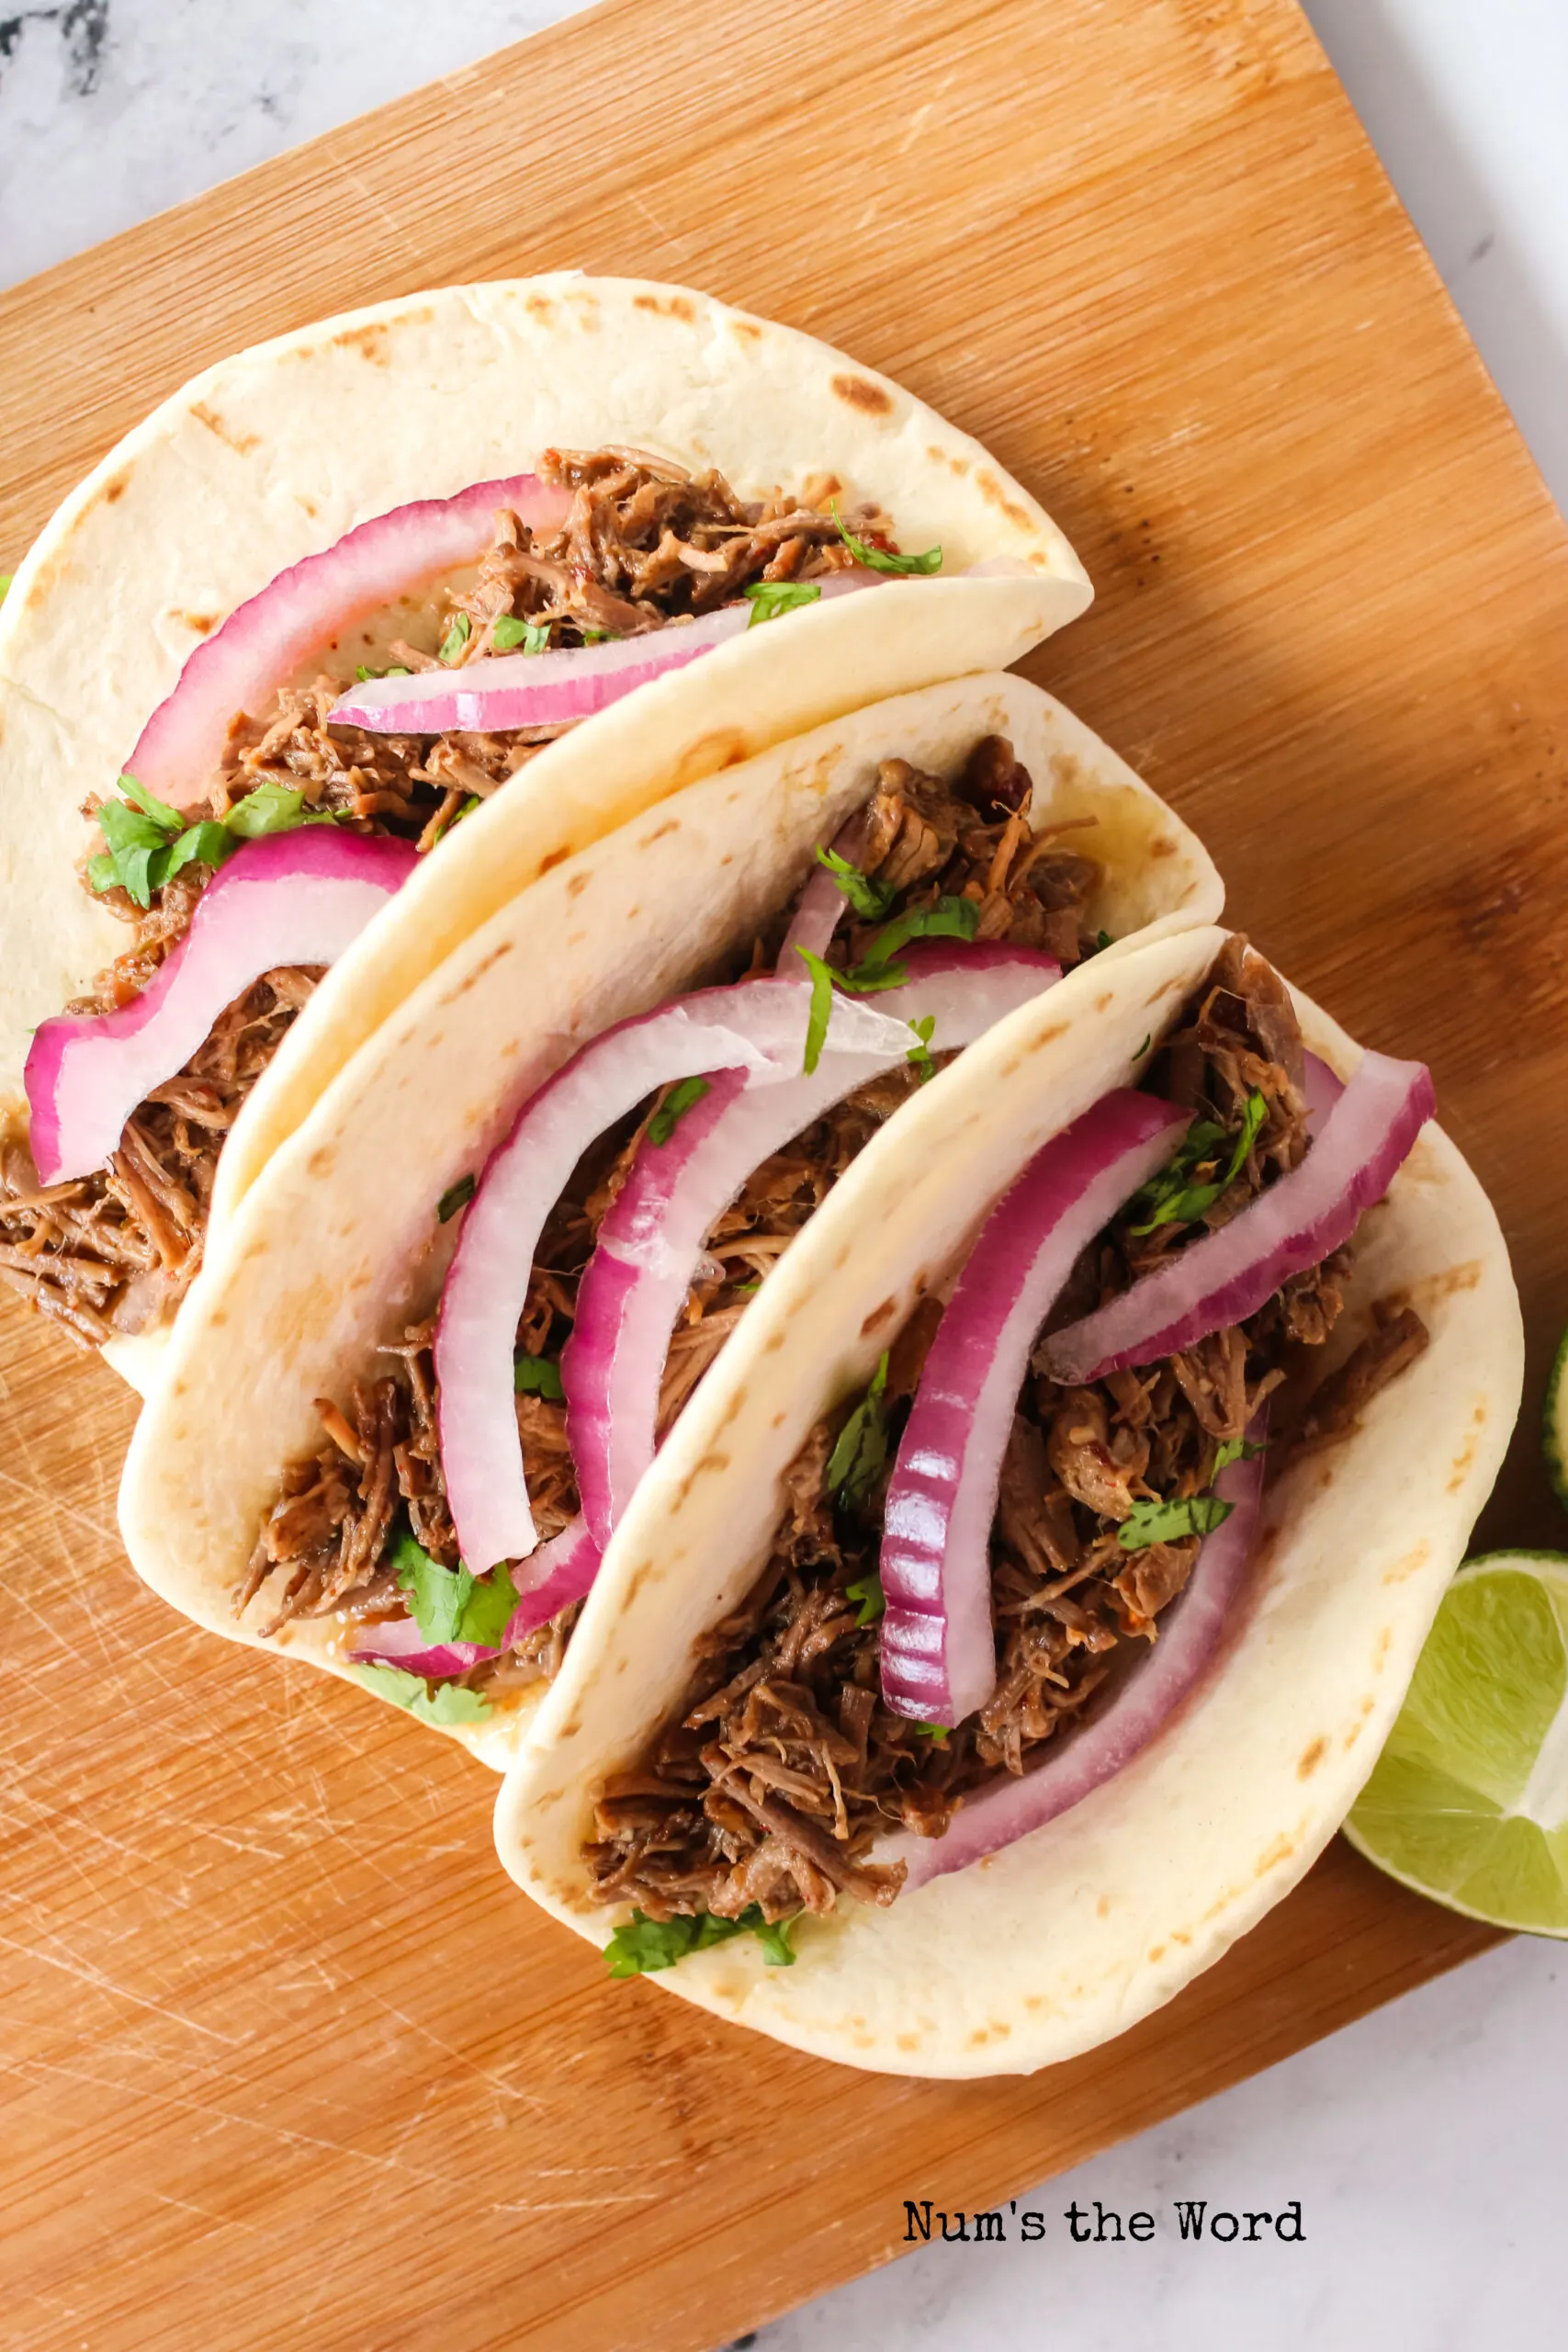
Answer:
1;274;1090;1237
492;930;1522;2076
116;673;1220;1770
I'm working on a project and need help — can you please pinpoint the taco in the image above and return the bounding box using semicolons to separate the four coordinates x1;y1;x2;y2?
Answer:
117;671;1220;1769
491;924;1521;2075
0;275;1091;1394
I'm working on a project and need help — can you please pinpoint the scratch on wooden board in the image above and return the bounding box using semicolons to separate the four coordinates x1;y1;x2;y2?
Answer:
333;164;435;267
0;1930;244;2045
148;2191;262;2237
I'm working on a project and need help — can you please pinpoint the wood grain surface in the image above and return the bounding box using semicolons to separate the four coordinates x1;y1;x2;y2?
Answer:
4;0;1565;2345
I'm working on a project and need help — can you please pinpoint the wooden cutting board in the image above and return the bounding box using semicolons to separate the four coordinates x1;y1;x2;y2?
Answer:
4;2;1565;2346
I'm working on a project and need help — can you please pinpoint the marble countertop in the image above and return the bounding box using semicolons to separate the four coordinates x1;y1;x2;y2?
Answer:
3;4;1564;2346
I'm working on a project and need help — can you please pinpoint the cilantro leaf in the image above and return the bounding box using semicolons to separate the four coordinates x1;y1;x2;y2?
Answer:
732;1274;762;1296
1117;1493;1235;1552
906;1013;937;1084
455;1565;519;1648
1128;1091;1268;1236
913;1723;950;1743
579;628;614;645
1213;1435;1266;1476
492;615;551;653
827;1353;891;1512
116;771;184;833
354;662;412;681
1134;1034;1151;1058
0;572;11;602
162;818;238;882
439;613;471;664
831;502;942;576
863;892;979;968
351;1661;426;1707
844;1571;885;1628
391;1524;471;1646
744;580;822;628
437;1172;476;1222
224;780;321;838
814;842;896;922
648;1075;711;1147
604;1903;797;1978
513;1352;566;1401
795;945;838;1075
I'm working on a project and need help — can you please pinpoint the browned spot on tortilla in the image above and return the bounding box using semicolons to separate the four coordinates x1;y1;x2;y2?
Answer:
525;294;554;320
1343;1724;1362;1752
634;293;695;322
1097;1894;1111;1918
333;322;391;364
1024;1995;1043;2011
567;871;591;899
773;1409;787;1428
1171;1929;1191;1947
1026;1020;1069;1055
896;2032;919;2052
834;1239;852;1270
104;473;127;503
831;372;894;417
975;468;1032;528
674;729;752;787
927;445;969;477
730;318;762;343
208;1307;227;1329
1373;1627;1393;1669
175;611;217;637
640;819;682;848
861;1297;897;1337
626;905;640;922
1095;992;1112;1012
1145;969;1193;1009
1383;1541;1430;1585
557;1717;581;1740
170;1377;187;1399
1151;834;1180;860
621;1561;655;1608
190;401;262;455
762;1330;785;1353
447;937;515;997
1255;1833;1294;1877
1298;1737;1327;1780
671;1451;731;1507
307;1145;335;1178
1361;1694;1376;1715
537;845;571;876
296;495;318;520
1147;1944;1166;1963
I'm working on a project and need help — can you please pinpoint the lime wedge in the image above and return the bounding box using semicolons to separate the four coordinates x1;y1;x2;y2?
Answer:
1544;1327;1568;1510
1345;1552;1568;1937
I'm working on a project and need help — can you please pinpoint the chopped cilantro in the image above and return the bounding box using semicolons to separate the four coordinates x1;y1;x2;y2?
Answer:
733;1275;762;1296
1134;1034;1151;1058
844;1570;885;1628
437;1172;476;1222
349;1661;491;1725
1096;929;1113;952
225;779;332;837
831;501;942;576
354;661;413;682
906;1013;937;1083
580;628;614;645
827;1353;891;1512
604;1903;797;1978
439;613;471;664
162;818;238;882
1128;1090;1268;1236
492;615;551;653
0;572;11;602
648;1075;711;1147
1117;1492;1235;1552
117;771;185;831
391;1524;471;1645
913;1723;950;1743
513;1352;566;1402
455;1563;520;1648
431;793;483;846
744;580;822;628
814;842;896;922
1213;1434;1266;1476
862;891;979;969
795;945;838;1075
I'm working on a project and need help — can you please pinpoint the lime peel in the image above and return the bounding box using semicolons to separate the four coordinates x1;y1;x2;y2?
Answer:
1543;1326;1568;1511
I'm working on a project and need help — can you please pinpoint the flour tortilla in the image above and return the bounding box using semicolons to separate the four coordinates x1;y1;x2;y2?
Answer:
492;929;1522;2077
116;672;1220;1771
0;274;1091;1305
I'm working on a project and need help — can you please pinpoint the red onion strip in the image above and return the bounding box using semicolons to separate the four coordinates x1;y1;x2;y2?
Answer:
878;1092;1192;1725
329;572;874;736
347;1615;494;1680
436;978;920;1575
1043;1051;1435;1386
881;1415;1269;1890
565;945;1062;1549
25;830;417;1184
129;475;570;808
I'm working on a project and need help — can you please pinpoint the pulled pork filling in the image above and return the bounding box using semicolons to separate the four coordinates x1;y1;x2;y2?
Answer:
0;451;899;1349
581;939;1432;1928
239;734;1109;1681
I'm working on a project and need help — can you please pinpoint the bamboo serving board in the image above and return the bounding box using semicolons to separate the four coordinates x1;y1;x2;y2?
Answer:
4;2;1566;2346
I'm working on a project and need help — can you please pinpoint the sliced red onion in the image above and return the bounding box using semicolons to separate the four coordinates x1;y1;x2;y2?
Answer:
1303;1048;1345;1126
436;977;921;1574
881;1415;1269;1891
878;1091;1193;1726
566;945;1063;1549
347;1614;494;1680
25;830;416;1184
502;1516;602;1643
329;572;875;736
129;476;570;808
777;812;870;966
1043;1052;1435;1387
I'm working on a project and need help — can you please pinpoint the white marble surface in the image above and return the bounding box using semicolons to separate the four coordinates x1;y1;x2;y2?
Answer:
2;3;1565;2346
